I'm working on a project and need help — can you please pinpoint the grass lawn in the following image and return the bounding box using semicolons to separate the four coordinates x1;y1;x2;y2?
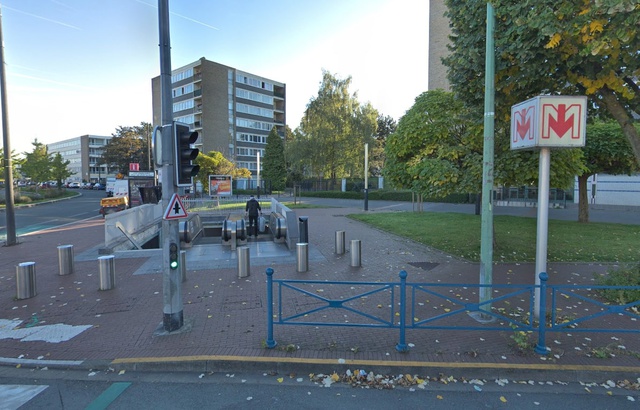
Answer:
349;212;640;263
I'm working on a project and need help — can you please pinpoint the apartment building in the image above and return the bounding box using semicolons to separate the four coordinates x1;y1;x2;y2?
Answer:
47;135;113;183
151;57;286;176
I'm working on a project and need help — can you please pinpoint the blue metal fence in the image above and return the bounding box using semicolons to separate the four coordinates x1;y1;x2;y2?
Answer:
265;268;640;354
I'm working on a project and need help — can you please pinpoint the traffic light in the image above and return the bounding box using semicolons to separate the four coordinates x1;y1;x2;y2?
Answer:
173;121;200;186
169;242;179;270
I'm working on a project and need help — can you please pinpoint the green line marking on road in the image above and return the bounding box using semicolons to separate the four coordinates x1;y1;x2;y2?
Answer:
85;382;132;410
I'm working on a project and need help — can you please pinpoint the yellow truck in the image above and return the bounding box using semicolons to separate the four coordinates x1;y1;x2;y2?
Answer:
99;196;129;217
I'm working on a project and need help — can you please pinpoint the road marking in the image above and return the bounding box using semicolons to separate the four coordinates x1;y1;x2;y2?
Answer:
85;382;131;410
0;384;48;410
0;319;91;343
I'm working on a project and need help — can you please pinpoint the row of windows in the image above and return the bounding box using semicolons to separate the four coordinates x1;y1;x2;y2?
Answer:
236;118;273;131
173;83;194;98
237;147;265;157
237;133;267;144
176;115;195;125
174;100;194;112
236;103;273;118
236;161;260;171
236;88;273;105
236;74;274;91
172;68;193;83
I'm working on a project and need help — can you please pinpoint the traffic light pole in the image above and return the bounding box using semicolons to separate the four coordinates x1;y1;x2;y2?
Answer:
158;0;183;332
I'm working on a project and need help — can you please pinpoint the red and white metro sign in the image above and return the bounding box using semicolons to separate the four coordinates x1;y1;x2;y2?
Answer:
510;96;587;150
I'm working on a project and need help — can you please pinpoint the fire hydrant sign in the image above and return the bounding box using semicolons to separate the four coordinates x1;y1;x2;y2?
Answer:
510;96;587;150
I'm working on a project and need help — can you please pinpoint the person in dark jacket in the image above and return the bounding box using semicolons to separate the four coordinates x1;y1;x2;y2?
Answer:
245;195;262;237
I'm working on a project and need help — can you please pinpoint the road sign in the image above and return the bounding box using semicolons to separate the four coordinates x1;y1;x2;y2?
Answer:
511;96;587;150
163;193;188;220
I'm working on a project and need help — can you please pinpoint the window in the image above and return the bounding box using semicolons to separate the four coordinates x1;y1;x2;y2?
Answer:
172;68;193;83
236;88;273;105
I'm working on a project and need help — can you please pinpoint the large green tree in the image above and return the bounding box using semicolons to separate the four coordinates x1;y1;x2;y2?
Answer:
20;139;52;184
370;114;396;177
298;70;378;180
101;123;152;174
577;121;638;222
444;0;640;164
50;153;73;189
262;127;286;191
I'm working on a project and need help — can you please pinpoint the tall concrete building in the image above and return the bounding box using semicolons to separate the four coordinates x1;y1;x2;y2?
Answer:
428;0;451;91
151;57;286;175
47;135;113;183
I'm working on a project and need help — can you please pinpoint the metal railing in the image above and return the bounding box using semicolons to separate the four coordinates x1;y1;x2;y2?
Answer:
265;269;640;353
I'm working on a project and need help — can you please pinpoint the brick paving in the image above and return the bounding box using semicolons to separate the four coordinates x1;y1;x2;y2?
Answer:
0;200;639;380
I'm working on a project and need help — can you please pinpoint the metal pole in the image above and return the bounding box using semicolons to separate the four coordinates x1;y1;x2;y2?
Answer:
534;148;551;318
158;0;183;331
479;3;495;315
363;143;369;211
0;6;17;246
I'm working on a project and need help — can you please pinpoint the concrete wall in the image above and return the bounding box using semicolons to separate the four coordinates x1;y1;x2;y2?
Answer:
103;204;163;252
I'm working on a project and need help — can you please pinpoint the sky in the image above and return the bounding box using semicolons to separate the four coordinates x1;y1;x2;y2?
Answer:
0;0;429;155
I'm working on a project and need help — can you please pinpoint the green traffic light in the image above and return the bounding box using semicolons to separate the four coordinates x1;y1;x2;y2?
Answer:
169;242;179;270
170;260;179;269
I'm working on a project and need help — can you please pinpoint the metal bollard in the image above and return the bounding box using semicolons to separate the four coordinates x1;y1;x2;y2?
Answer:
350;239;361;267
180;250;187;283
298;216;309;243
57;244;74;276
98;255;116;290
335;230;345;255
237;246;250;278
296;243;308;272
16;262;37;300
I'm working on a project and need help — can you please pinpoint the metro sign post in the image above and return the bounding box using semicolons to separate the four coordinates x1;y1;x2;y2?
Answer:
510;96;587;318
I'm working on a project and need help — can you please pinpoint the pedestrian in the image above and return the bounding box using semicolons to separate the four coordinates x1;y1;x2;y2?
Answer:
245;195;262;238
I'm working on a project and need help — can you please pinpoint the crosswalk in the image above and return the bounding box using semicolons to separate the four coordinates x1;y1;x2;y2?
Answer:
0;384;48;410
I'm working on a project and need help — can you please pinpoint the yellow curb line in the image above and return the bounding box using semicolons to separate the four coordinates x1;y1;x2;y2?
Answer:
111;355;640;373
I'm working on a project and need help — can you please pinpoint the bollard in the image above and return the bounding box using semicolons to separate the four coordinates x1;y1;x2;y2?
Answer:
335;230;345;255
180;250;187;283
350;239;361;267
16;262;37;300
298;216;309;244
57;244;74;276
237;246;250;278
98;255;116;290
296;243;308;272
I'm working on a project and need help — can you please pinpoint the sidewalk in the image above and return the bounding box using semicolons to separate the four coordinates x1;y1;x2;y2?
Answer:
0;200;639;383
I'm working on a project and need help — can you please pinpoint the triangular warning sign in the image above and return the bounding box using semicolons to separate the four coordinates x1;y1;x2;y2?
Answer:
163;193;188;220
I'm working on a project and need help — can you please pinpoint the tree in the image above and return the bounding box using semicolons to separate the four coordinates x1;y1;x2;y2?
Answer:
385;90;584;199
0;147;21;180
20;139;52;184
194;151;250;195
445;0;640;165
577;121;638;222
101;124;151;174
262;127;286;191
50;153;73;189
299;70;378;180
370;114;396;177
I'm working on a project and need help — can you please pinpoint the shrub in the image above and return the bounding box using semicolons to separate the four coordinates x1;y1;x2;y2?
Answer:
595;264;640;304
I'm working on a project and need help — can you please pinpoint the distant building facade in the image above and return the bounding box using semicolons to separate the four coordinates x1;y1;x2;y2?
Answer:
428;0;451;91
151;57;286;176
47;135;113;183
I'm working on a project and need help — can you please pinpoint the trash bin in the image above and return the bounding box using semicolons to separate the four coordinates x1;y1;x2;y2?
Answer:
237;246;250;278
98;255;116;290
57;244;74;276
350;239;361;268
296;243;308;272
298;216;309;244
16;262;37;300
335;231;345;255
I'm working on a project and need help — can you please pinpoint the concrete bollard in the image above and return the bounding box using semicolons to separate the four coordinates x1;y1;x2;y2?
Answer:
16;262;37;300
98;255;116;290
350;239;361;268
57;244;74;276
296;243;308;273
335;230;345;255
180;250;187;283
237;246;250;278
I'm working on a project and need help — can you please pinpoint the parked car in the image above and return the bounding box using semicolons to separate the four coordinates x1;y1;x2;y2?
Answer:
93;183;105;190
69;182;81;189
